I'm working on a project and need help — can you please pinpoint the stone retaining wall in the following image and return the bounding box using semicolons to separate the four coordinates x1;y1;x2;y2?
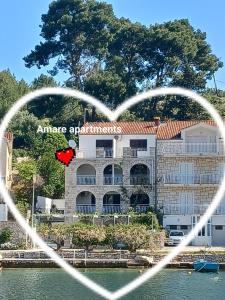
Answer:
1;250;225;263
0;222;25;244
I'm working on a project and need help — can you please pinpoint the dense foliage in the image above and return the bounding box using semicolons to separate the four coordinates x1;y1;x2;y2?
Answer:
0;227;13;245
38;222;164;251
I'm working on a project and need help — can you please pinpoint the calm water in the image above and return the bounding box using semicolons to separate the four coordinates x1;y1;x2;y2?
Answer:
0;268;224;300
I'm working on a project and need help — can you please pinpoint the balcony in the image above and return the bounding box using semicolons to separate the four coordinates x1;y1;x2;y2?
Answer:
75;205;96;214
103;176;123;185
122;147;154;158
96;147;113;158
164;204;225;215
163;173;222;185
77;175;96;185
130;175;150;185
133;205;150;213
102;205;122;214
158;141;224;156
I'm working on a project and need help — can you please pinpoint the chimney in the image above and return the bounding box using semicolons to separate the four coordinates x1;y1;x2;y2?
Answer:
153;117;161;127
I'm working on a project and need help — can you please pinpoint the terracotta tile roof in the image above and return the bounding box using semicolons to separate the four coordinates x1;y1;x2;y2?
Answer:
80;122;157;135
80;120;219;139
157;120;217;140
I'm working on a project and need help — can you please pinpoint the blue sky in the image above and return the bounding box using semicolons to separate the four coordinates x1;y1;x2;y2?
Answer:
0;0;225;89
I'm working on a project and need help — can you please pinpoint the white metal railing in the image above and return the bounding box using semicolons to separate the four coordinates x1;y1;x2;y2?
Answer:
130;148;147;157
102;205;122;214
133;205;150;213
164;204;225;215
77;175;96;185
75;205;96;214
103;176;123;185
163;173;222;185
96;147;113;158
76;147;155;159
123;147;151;158
158;141;224;155
130;175;150;185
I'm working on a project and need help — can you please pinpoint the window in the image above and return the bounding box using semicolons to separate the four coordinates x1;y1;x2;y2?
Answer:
170;225;177;230
215;225;223;230
130;139;147;149
180;225;188;230
96;140;113;148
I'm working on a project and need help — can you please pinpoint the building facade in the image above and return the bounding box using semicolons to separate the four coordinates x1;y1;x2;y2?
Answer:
0;132;13;221
65;122;156;223
157;121;225;246
61;119;225;246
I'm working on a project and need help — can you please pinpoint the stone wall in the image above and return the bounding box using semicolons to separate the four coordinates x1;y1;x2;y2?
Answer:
65;157;155;221
157;156;225;209
0;221;25;244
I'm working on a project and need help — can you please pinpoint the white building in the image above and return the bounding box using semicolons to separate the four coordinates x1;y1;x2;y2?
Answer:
0;132;13;221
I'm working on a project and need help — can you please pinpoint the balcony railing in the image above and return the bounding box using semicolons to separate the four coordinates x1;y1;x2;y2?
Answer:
130;175;150;185
75;205;96;214
103;176;123;185
158;141;224;155
133;205;150;213
163;173;222;185
123;147;154;158
77;175;96;185
164;204;225;215
76;147;155;159
96;147;113;158
102;205;122;214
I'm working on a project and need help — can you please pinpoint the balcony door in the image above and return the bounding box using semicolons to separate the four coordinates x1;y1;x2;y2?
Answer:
180;192;194;214
179;162;193;184
192;216;212;246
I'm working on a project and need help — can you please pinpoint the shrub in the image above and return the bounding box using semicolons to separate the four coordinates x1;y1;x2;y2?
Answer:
131;211;160;230
70;223;106;251
0;227;13;244
110;224;157;252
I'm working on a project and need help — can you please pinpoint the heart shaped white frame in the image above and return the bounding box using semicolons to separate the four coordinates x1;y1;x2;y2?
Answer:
1;87;225;300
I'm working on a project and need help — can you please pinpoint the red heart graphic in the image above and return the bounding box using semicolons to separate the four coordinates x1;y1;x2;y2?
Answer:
55;147;75;166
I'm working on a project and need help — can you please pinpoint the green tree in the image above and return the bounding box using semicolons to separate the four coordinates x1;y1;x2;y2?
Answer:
29;74;65;119
12;160;37;204
0;70;29;118
37;132;68;198
24;0;116;90
9;110;49;150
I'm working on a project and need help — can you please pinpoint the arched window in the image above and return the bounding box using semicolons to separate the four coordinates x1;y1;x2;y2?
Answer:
103;164;123;185
75;191;96;214
130;164;150;185
77;164;96;185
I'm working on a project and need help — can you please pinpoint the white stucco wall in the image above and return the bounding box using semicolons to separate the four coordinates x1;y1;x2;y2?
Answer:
36;196;52;214
78;134;156;158
52;199;65;210
0;204;8;221
181;124;219;142
0;138;7;179
163;215;192;226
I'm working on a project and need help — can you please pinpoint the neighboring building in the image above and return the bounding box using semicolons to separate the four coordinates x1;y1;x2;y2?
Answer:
157;120;225;246
0;132;13;221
